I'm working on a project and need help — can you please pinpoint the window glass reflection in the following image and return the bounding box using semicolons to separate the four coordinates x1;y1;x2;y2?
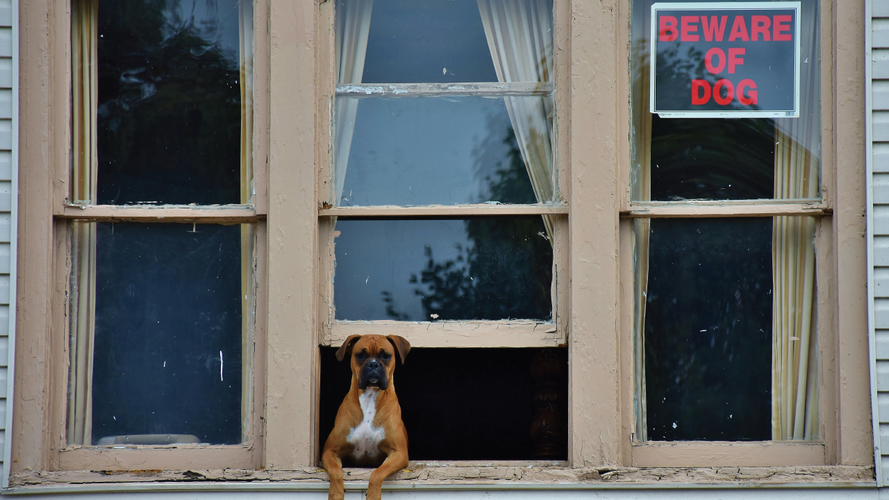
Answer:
354;0;498;83
89;223;244;445
95;0;250;205
334;218;552;321
642;218;772;441
338;96;543;206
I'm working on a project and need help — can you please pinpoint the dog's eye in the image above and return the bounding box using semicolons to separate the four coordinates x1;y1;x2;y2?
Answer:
379;352;391;361
355;352;368;361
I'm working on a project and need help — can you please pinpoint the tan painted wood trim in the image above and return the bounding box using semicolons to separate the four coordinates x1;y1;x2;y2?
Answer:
832;0;872;466
623;202;830;218
264;0;318;470
321;204;569;217
327;321;564;348
8;464;875;490
567;0;622;467
58;447;255;471
632;442;826;468
56;205;265;223
336;82;553;97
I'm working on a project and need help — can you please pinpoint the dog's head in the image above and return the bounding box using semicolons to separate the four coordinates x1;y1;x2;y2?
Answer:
336;334;411;391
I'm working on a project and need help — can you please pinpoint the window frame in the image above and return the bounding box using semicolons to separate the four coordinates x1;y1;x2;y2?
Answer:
8;0;874;487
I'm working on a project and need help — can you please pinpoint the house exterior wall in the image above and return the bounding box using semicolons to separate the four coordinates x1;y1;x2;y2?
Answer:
2;0;884;497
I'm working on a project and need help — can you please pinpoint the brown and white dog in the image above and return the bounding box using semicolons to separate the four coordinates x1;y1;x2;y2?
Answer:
322;334;411;500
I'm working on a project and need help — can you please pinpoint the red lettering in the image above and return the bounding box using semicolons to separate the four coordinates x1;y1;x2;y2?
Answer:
728;15;750;42
692;79;711;105
713;79;734;106
659;15;678;41
728;47;745;74
773;14;792;41
700;15;728;41
737;79;758;105
704;48;726;74
681;16;699;41
751;15;771;41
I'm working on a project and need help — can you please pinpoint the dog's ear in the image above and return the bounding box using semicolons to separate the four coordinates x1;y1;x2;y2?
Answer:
336;335;362;362
386;335;411;364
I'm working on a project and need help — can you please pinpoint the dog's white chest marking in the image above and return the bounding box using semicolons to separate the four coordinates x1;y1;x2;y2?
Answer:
347;388;385;461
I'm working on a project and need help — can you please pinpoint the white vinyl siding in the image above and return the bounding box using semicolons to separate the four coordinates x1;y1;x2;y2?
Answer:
871;0;889;488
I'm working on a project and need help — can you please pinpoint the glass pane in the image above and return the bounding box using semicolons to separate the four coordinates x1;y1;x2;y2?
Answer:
630;0;821;201
94;0;250;205
337;96;548;206
641;218;772;441
343;0;498;84
71;223;247;445
334;218;552;321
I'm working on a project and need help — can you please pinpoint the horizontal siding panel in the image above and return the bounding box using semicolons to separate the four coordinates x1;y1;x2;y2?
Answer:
876;19;889;47
0;91;12;120
873;205;889;234
873;172;889;202
877;360;889;389
0;29;10;59
876;330;889;359
0;120;11;150
0;214;10;243
0;0;11;28
875;112;889;141
879;393;889;422
875;236;889;265
0;152;10;181
0;367;8;399
876;81;889;110
0;58;11;89
875;267;889;297
873;143;889;172
874;298;889;328
0;306;10;338
0;276;11;304
880;422;889;451
0;180;12;212
876;3;889;17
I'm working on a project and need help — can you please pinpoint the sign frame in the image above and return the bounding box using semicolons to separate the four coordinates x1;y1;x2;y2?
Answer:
649;1;801;118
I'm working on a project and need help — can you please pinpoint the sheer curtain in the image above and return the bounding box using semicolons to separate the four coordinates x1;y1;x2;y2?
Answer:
477;0;555;240
630;2;652;442
334;0;373;204
771;3;820;441
68;0;100;446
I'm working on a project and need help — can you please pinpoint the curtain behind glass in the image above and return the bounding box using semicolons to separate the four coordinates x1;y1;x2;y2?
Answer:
771;2;820;441
334;0;373;204
477;0;555;241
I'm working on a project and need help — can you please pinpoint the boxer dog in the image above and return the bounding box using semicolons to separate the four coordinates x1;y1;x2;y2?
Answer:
322;334;411;500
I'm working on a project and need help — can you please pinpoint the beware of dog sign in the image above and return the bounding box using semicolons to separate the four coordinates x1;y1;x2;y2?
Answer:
650;2;801;118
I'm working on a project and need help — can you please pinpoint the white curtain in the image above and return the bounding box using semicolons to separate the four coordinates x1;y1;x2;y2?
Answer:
477;0;555;240
334;0;374;204
771;3;820;441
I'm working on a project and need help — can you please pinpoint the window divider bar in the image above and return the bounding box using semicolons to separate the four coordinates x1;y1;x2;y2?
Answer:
56;204;265;223
320;204;569;218
335;82;553;98
623;201;830;218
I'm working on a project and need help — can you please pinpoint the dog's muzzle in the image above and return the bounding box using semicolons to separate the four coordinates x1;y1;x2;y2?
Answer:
359;359;389;390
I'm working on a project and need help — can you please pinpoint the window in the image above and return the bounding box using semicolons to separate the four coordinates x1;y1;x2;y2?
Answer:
319;0;568;461
61;0;261;467
628;0;832;462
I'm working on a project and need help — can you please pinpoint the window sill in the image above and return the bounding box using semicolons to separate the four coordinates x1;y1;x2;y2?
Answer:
7;464;875;493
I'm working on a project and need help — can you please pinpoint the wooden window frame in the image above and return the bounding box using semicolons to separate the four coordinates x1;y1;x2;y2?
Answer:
8;0;874;488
